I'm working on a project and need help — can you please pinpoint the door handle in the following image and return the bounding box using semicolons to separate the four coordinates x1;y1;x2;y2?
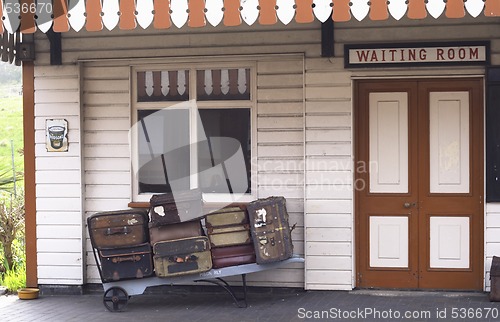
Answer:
403;202;417;208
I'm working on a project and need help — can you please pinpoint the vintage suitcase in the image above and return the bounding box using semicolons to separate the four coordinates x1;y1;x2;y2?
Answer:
153;237;212;277
205;206;248;228
88;209;149;248
246;196;293;264
490;256;500;301
211;244;256;268
98;243;153;282
149;189;203;225
149;220;203;245
207;224;252;248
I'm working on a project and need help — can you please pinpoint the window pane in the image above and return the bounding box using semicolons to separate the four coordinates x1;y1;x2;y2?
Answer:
137;109;190;194
197;69;250;101
198;109;251;193
137;70;189;102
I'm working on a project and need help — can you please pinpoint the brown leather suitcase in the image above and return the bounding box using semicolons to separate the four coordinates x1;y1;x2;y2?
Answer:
211;244;256;268
88;209;149;248
149;189;203;225
246;196;293;264
207;224;252;248
98;243;153;282
490;256;500;301
153;236;212;277
205;206;248;228
149;220;203;245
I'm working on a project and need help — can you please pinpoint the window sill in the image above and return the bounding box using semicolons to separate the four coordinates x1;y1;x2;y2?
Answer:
128;202;150;208
127;201;249;210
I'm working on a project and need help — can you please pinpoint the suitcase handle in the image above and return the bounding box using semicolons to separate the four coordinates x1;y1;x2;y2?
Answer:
105;227;130;236
111;255;141;263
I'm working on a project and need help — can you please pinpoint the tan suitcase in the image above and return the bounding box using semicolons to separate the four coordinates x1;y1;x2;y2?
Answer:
149;220;203;245
153;236;212;277
207;224;252;248
205;206;248;228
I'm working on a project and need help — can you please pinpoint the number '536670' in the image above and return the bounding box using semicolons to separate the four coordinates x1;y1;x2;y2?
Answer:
3;2;53;15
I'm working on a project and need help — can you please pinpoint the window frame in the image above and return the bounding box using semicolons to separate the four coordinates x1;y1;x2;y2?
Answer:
131;61;257;203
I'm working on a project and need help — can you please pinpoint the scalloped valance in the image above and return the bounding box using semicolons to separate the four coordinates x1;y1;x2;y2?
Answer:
0;0;498;34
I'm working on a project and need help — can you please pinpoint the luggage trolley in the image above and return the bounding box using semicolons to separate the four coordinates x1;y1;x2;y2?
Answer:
92;244;304;312
89;195;302;312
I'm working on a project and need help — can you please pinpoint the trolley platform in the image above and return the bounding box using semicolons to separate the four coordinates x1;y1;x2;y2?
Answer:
101;255;304;312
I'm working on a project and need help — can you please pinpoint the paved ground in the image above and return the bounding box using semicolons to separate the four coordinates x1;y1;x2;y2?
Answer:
1;287;500;322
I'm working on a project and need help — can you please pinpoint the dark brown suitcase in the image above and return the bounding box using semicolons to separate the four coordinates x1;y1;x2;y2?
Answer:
205;206;248;228
98;243;153;282
490;256;500;301
153;237;212;277
211;244;256;268
246;196;293;264
207;224;252;247
149;220;203;245
88;209;149;248
149;189;203;225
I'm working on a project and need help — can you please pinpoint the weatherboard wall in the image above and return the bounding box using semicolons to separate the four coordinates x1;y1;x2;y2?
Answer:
30;15;500;290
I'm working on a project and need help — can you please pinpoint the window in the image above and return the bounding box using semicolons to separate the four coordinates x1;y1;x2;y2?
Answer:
132;64;254;202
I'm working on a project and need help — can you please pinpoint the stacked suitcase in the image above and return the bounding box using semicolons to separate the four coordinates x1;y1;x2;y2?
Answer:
87;193;295;284
148;189;213;277
246;197;294;264
205;205;256;268
87;209;154;282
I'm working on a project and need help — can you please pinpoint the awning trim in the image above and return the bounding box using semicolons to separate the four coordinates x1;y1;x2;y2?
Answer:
0;0;499;35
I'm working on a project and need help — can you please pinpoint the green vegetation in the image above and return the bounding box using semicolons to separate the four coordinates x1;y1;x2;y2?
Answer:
0;94;23;173
0;63;24;293
0;64;21;84
0;255;26;292
0;63;23;182
0;234;26;291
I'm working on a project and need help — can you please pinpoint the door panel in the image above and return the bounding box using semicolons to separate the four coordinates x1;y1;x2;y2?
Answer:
369;216;409;268
429;92;470;193
429;216;470;269
355;78;483;290
369;93;409;193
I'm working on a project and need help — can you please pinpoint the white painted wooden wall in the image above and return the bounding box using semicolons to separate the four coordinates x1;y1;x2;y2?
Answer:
32;15;500;290
486;204;500;291
34;65;84;285
304;57;353;290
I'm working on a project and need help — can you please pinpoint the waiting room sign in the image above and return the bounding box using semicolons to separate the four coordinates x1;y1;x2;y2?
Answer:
345;41;490;68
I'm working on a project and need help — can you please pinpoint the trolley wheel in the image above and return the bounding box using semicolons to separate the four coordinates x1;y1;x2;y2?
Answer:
103;287;129;312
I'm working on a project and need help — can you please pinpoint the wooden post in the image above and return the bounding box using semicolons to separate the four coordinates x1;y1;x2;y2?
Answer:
23;61;37;288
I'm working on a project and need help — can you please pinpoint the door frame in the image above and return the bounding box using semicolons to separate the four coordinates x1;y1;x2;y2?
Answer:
353;77;485;290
